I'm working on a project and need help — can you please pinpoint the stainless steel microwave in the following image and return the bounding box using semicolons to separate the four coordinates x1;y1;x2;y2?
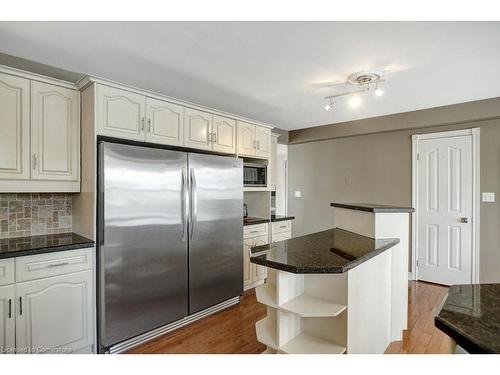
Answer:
243;162;267;187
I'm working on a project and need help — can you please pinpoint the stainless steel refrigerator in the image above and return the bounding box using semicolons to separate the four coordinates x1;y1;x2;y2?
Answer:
98;142;243;351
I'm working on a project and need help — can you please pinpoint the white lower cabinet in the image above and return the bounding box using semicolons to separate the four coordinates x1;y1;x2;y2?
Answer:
0;247;95;354
0;285;16;353
243;228;269;291
16;270;93;354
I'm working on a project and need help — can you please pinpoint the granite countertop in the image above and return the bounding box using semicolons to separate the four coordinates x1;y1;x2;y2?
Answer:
271;215;295;222
330;202;415;213
243;217;270;226
250;227;399;274
0;232;95;259
435;283;500;354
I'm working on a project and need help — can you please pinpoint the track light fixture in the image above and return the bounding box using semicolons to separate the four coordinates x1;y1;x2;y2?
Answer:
323;71;385;111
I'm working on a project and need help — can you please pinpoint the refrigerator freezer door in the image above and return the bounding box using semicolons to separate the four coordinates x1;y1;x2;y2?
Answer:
99;142;188;349
188;153;243;314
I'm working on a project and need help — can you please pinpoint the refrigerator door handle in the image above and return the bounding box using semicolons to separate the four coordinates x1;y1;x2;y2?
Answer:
189;168;198;239
181;167;188;242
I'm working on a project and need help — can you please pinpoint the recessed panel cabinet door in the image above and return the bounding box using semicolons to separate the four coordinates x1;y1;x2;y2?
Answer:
237;121;255;157
96;84;145;141
0;73;30;180
0;285;16;354
212;115;236;154
16;271;94;354
255;126;271;159
243;238;253;289
251;236;268;282
145;98;184;146
184;108;212;150
31;82;80;181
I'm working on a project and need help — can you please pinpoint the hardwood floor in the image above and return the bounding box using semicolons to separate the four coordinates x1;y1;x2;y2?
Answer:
385;280;453;354
128;281;452;354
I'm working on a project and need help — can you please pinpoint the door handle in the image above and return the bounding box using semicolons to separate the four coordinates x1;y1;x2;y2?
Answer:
8;299;12;319
141;117;145;131
189;168;198;240
460;217;469;223
181;168;187;241
147;119;151;132
19;297;22;316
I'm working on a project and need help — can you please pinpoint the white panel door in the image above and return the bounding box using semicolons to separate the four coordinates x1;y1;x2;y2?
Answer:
96;84;145;141
0;285;16;354
237;121;256;157
31;81;80;181
243;238;253;289
212;115;236;154
0;73;30;180
145;97;184;146
16;270;94;354
417;135;472;285
255;126;271;159
183;108;212;150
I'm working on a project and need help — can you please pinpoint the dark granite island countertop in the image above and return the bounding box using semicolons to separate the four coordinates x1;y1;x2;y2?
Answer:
435;283;500;354
330;202;415;213
0;232;95;259
250;227;399;274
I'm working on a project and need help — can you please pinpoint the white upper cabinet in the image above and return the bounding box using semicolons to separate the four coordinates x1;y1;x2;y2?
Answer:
145;98;184;146
184;108;212;151
212;115;236;154
255;126;271;158
238;121;256;157
31;81;80;182
0;73;30;180
96;84;145;141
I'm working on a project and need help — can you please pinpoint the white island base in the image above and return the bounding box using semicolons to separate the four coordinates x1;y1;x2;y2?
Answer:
254;205;411;354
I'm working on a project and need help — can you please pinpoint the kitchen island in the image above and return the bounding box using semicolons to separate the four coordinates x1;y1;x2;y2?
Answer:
435;283;500;354
250;203;413;354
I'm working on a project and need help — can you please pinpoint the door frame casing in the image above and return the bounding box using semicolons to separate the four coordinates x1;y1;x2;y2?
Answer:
411;128;480;283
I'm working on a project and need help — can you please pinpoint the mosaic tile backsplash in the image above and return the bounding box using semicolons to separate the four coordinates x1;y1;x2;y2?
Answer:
0;193;73;239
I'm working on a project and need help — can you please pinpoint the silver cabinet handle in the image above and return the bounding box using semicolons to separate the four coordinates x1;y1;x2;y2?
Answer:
47;262;70;268
208;132;212;143
19;297;22;316
257;140;260;150
147;119;151;132
8;299;12;319
212;132;217;144
33;154;37;170
189;168;198;239
460;217;469;223
141;117;145;131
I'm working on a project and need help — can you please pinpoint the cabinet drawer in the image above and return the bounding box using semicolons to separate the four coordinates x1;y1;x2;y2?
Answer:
244;223;269;238
0;259;15;286
16;248;93;282
272;220;292;234
272;232;291;243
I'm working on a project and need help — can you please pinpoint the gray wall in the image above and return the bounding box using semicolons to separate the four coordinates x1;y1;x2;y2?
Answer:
288;114;500;283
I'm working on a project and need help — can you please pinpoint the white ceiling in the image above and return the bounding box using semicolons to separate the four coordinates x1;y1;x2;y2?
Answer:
1;21;500;130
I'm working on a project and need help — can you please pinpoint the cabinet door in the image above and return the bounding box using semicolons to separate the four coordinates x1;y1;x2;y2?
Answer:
212;115;236;154
16;270;94;354
255;126;271;159
183;108;212;150
145;97;184;146
269;135;278;187
31;81;80;182
0;73;30;180
243;238;253;289
0;285;15;354
251;236;269;282
96;84;145;141
237;121;255;157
